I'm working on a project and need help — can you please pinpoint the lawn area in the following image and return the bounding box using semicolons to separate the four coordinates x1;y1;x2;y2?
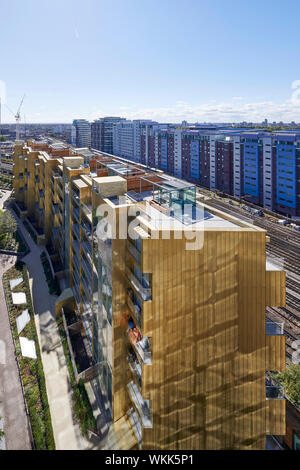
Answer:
2;261;55;450
57;315;97;438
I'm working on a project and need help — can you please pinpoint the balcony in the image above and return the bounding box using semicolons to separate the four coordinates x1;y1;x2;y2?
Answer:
127;241;141;265
81;219;92;237
73;286;80;308
127;408;142;449
57;182;63;197
52;172;62;182
52;227;59;240
73;206;80;222
72;250;80;272
81;202;92;218
72;192;80;206
53;203;59;214
127;381;152;428
127;291;142;326
72;223;80;240
81;255;92;280
266;376;284;399
266;385;284;399
81;275;92;297
266;320;284;335
125;267;151;301
82;239;92;254
127;349;142;389
125;315;152;365
72;266;80;287
73;238;80;255
135;337;152;365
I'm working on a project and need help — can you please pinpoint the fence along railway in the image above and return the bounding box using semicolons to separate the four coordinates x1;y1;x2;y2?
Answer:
201;193;300;364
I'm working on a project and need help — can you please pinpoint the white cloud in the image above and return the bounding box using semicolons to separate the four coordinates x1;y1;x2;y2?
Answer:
113;97;300;123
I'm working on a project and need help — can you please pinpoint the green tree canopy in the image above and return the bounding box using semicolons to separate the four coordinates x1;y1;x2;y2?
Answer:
0;211;17;235
276;364;300;408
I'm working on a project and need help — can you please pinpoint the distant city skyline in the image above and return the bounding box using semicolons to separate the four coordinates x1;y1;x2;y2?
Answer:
1;0;300;123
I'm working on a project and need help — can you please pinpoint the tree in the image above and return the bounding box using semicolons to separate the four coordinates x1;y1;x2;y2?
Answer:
0;136;6;142
275;364;300;408
0;418;4;440
0;211;17;235
0;407;4;441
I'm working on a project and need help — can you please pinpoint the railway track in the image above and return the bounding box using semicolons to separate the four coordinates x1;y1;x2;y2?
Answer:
202;193;300;364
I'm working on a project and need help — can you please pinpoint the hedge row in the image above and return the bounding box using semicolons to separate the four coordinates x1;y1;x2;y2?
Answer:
57;316;97;437
40;251;61;296
0;230;27;252
0;175;13;189
2;261;55;450
23;220;37;244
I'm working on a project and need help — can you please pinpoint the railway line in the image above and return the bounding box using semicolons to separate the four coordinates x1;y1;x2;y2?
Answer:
202;193;300;364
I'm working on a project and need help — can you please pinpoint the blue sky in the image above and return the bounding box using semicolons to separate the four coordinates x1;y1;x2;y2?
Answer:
1;0;300;123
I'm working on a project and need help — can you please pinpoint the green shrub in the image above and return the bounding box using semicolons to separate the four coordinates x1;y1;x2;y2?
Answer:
275;364;300;409
56;318;97;437
40;251;61;296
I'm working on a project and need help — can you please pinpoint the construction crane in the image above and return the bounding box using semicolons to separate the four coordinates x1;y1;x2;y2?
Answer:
5;94;26;140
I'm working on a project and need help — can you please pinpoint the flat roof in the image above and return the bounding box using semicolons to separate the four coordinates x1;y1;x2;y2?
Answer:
73;179;88;189
93;175;126;184
136;199;239;230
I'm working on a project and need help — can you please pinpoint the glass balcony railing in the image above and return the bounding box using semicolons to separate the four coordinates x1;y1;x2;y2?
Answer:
73;206;80;222
72;192;80;206
127;241;141;264
72;251;80;273
135;337;152;365
266;321;284;335
127;350;142;388
72;268;80;288
81;256;92;280
81;275;92;296
127;292;142;326
52;227;59;240
81;241;92;257
72;223;80;240
126;316;152;365
73;284;80;308
127;408;142;449
73;239;80;255
127;381;152;428
72;246;80;266
266;385;284;399
81;202;92;218
125;267;151;301
81;219;92;237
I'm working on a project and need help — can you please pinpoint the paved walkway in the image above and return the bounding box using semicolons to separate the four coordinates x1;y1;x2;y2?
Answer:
15;215;92;450
0;190;13;211
0;252;32;450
